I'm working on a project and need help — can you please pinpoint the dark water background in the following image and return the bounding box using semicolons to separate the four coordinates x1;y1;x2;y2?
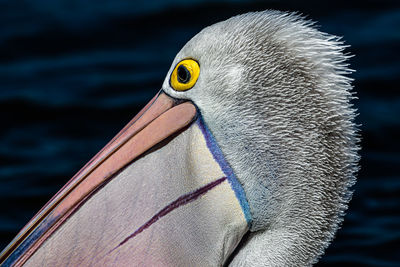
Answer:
0;0;399;266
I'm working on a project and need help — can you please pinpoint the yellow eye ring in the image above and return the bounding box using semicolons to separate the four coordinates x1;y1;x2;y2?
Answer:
170;59;200;91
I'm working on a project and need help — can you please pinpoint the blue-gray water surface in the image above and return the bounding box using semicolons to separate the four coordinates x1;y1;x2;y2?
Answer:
0;0;399;266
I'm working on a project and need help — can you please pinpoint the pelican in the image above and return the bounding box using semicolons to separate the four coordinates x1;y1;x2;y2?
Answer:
0;10;359;266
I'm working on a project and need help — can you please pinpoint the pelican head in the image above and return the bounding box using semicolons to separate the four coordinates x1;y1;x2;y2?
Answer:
1;10;358;266
163;10;359;265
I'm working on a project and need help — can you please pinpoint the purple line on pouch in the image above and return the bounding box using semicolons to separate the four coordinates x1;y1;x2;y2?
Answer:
111;176;227;251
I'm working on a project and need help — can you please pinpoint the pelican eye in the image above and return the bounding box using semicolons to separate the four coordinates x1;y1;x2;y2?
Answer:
170;59;200;91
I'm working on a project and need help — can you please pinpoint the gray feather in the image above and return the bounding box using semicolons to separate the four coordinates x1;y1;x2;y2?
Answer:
163;10;360;266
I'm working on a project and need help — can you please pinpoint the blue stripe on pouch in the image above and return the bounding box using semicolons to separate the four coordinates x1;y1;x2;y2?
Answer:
196;116;252;227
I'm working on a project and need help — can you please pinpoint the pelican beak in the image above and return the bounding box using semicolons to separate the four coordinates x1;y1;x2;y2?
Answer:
1;91;250;266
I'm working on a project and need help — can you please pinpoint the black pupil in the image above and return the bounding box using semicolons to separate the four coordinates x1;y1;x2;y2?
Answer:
177;65;191;84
